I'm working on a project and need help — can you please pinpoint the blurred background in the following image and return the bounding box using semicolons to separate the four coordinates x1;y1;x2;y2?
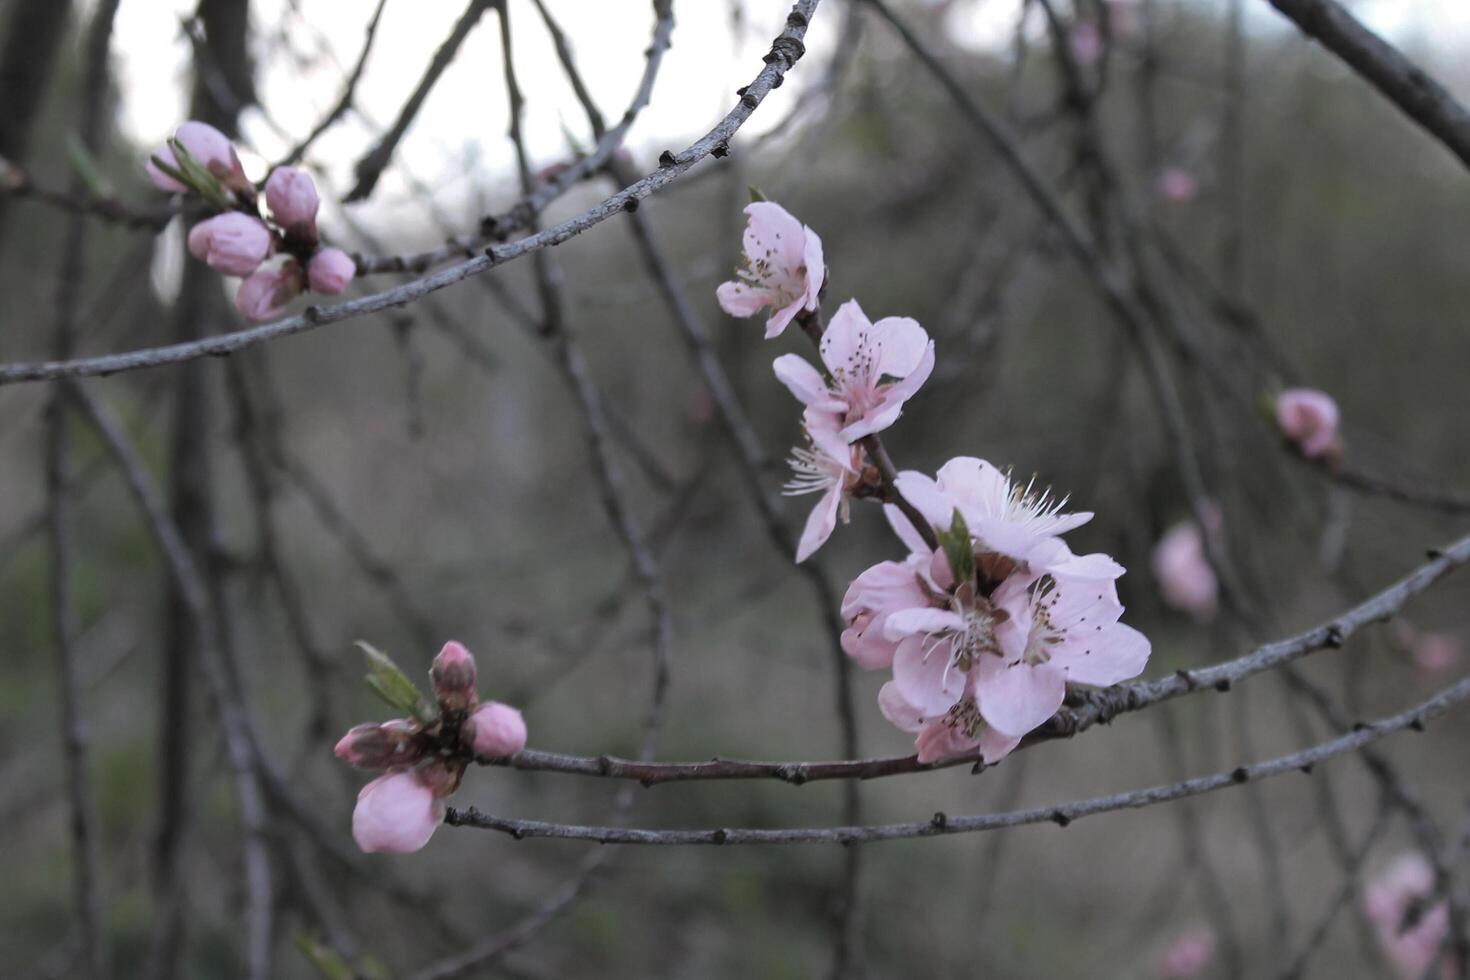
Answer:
2;0;1470;977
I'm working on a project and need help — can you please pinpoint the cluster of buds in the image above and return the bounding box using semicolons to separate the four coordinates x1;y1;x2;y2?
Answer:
334;641;527;853
145;121;356;322
716;201;1151;763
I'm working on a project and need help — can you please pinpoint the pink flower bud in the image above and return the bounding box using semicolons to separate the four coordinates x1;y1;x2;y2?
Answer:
351;770;444;854
1411;632;1460;675
469;701;527;758
1276;388;1340;460
265;166;320;234
174;120;245;186
431;641;478;713
307;247;356;295
1151;521;1218;623
1157;167;1198;204
234;260;304;322
145;145;188;193
187;213;273;277
1155;927;1216;978
334;719;422;770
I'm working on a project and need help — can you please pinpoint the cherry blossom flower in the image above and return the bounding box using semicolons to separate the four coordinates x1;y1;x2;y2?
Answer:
878;677;1020;764
1151;520;1218;622
1154;926;1216;978
307;247;356;294
352;769;445;853
186;213;273;277
1363;853;1457;979
1411;632;1461;674
235;260;304;322
772;299;934;450
783;418;867;562
978;573;1149;737
890;457;1107;579
1070;20;1103;66
1276;387;1340;460
264;165;320;236
716;201;824;338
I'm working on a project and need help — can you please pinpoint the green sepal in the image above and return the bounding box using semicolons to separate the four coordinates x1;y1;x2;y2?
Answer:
294;934;353;980
356;641;435;723
165;137;233;209
936;509;975;587
748;184;767;203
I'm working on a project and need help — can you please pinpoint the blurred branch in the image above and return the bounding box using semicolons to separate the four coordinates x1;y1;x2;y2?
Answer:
447;673;1470;844
0;0;819;384
1265;0;1470;170
344;0;495;202
275;0;390;169
0;164;177;231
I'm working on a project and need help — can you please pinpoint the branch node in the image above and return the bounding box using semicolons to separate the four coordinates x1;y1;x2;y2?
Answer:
1231;767;1250;783
931;811;948;829
657;149;677;167
1325;624;1347;648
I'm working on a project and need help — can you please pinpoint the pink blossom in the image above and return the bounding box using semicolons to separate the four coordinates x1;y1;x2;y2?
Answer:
186;213;273;277
1411;632;1461;674
878;678;1019;764
841;552;942;670
1151;520;1218;622
469;702;528;758
235;260;304;322
890;457;1104;578
430;640;478;712
264;166;320;234
772;299;934;450
352;769;445;854
716;201;825;338
1276;388;1340;460
1071;20;1103;66
976;573;1149;737
1363;853;1457;979
1154;927;1216;978
783;418;866;562
1157;167;1198;204
307;247;356;294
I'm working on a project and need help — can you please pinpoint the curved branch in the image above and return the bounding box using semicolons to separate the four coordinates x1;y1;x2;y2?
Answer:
0;1;817;386
476;529;1470;783
446;674;1470;844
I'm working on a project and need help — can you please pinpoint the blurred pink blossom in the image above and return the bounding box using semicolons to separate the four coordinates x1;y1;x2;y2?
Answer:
1363;853;1457;979
716;201;825;338
1154;926;1216;978
1411;632;1461;674
186;213;272;277
1151;520;1218;622
1276;387;1340;460
1158;167;1199;204
1070;20;1103;66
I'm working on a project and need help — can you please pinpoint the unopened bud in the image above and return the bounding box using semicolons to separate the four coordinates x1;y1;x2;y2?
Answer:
334;719;422;770
430;641;478;712
265;166;320;239
469;701;527;758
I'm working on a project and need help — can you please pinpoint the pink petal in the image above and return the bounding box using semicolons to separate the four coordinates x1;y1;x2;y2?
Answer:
892;471;953;530
817;299;874;380
883;606;966;640
795;481;844;562
717;280;772;318
352;770;444;854
915;720;980;764
977;726;1022;764
1053;622;1150;687
877;681;925;733
892;635;967;716
772;355;843;410
840;340;934;441
800;225;825;310
975;659;1066;737
841;560;930;619
871;316;931;378
742;201;806;274
884;503;932;555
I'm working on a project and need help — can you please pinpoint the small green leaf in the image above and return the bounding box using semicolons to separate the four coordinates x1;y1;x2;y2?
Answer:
937;509;975;587
293;933;354;980
747;184;767;203
65;135;110;197
356;641;434;722
166;138;233;209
